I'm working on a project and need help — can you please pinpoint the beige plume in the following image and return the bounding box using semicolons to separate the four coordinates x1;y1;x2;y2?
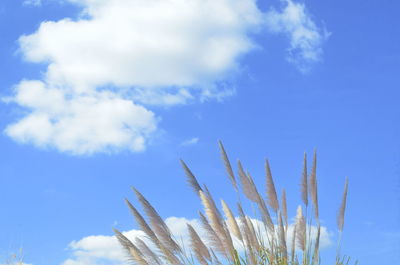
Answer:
309;150;319;221
266;159;279;212
295;206;306;252
187;223;211;263
218;140;238;191
337;177;349;232
301;152;308;206
221;199;242;241
180;159;203;196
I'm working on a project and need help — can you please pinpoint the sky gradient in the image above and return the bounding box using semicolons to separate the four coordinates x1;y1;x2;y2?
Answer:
0;0;399;264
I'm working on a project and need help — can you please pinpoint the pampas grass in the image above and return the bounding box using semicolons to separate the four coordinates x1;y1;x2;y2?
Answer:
114;142;355;265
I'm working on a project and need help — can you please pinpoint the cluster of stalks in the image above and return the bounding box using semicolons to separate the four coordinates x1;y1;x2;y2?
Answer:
114;142;354;265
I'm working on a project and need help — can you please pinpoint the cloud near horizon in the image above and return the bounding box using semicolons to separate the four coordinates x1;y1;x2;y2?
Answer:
61;216;332;265
6;0;327;155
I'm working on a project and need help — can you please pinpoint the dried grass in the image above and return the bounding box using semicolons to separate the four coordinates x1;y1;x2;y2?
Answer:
115;142;355;265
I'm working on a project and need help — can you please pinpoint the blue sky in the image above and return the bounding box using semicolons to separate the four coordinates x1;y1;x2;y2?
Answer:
0;0;399;264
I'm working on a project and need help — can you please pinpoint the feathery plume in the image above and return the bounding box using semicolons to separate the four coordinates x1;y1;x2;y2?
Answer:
278;213;287;260
337;177;349;232
301;152;308;206
236;202;246;221
128;246;149;265
187;223;212;264
243;170;275;233
135;238;162;265
309;150;319;220
291;224;297;264
237;160;258;202
295;206;306;252
113;228;135;250
281;189;288;229
237;203;258;250
266;159;279;212
200;190;223;232
199;211;226;256
313;225;321;264
253;188;275;233
180;159;203;196
125;199;180;264
132;188;169;233
221;199;242;241
199;190;234;257
258;199;275;233
135;237;162;265
237;203;250;244
132;188;181;254
236;204;257;264
238;162;275;233
125;199;159;244
245;216;260;251
203;185;223;220
113;229;149;265
218;140;238;191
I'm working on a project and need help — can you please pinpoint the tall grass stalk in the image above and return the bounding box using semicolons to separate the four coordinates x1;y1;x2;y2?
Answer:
114;143;355;265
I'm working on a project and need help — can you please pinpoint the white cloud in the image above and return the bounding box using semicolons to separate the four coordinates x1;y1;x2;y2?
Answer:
61;216;332;265
61;217;202;265
7;0;328;154
246;218;332;250
22;0;42;7
7;0;264;154
5;80;157;155
18;0;263;95
180;137;200;146
266;0;329;70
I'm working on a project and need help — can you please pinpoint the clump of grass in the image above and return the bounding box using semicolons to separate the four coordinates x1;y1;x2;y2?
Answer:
114;142;355;265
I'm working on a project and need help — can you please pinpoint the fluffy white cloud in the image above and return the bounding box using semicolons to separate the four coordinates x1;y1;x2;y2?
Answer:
19;0;263;95
61;216;332;265
7;0;327;154
266;0;329;70
7;0;264;154
5;80;156;155
61;217;202;265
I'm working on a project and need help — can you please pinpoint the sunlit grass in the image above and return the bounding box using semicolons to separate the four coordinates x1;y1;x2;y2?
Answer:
114;142;356;265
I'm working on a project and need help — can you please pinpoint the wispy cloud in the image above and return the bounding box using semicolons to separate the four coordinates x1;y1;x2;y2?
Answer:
22;0;42;7
181;137;200;147
265;0;329;71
